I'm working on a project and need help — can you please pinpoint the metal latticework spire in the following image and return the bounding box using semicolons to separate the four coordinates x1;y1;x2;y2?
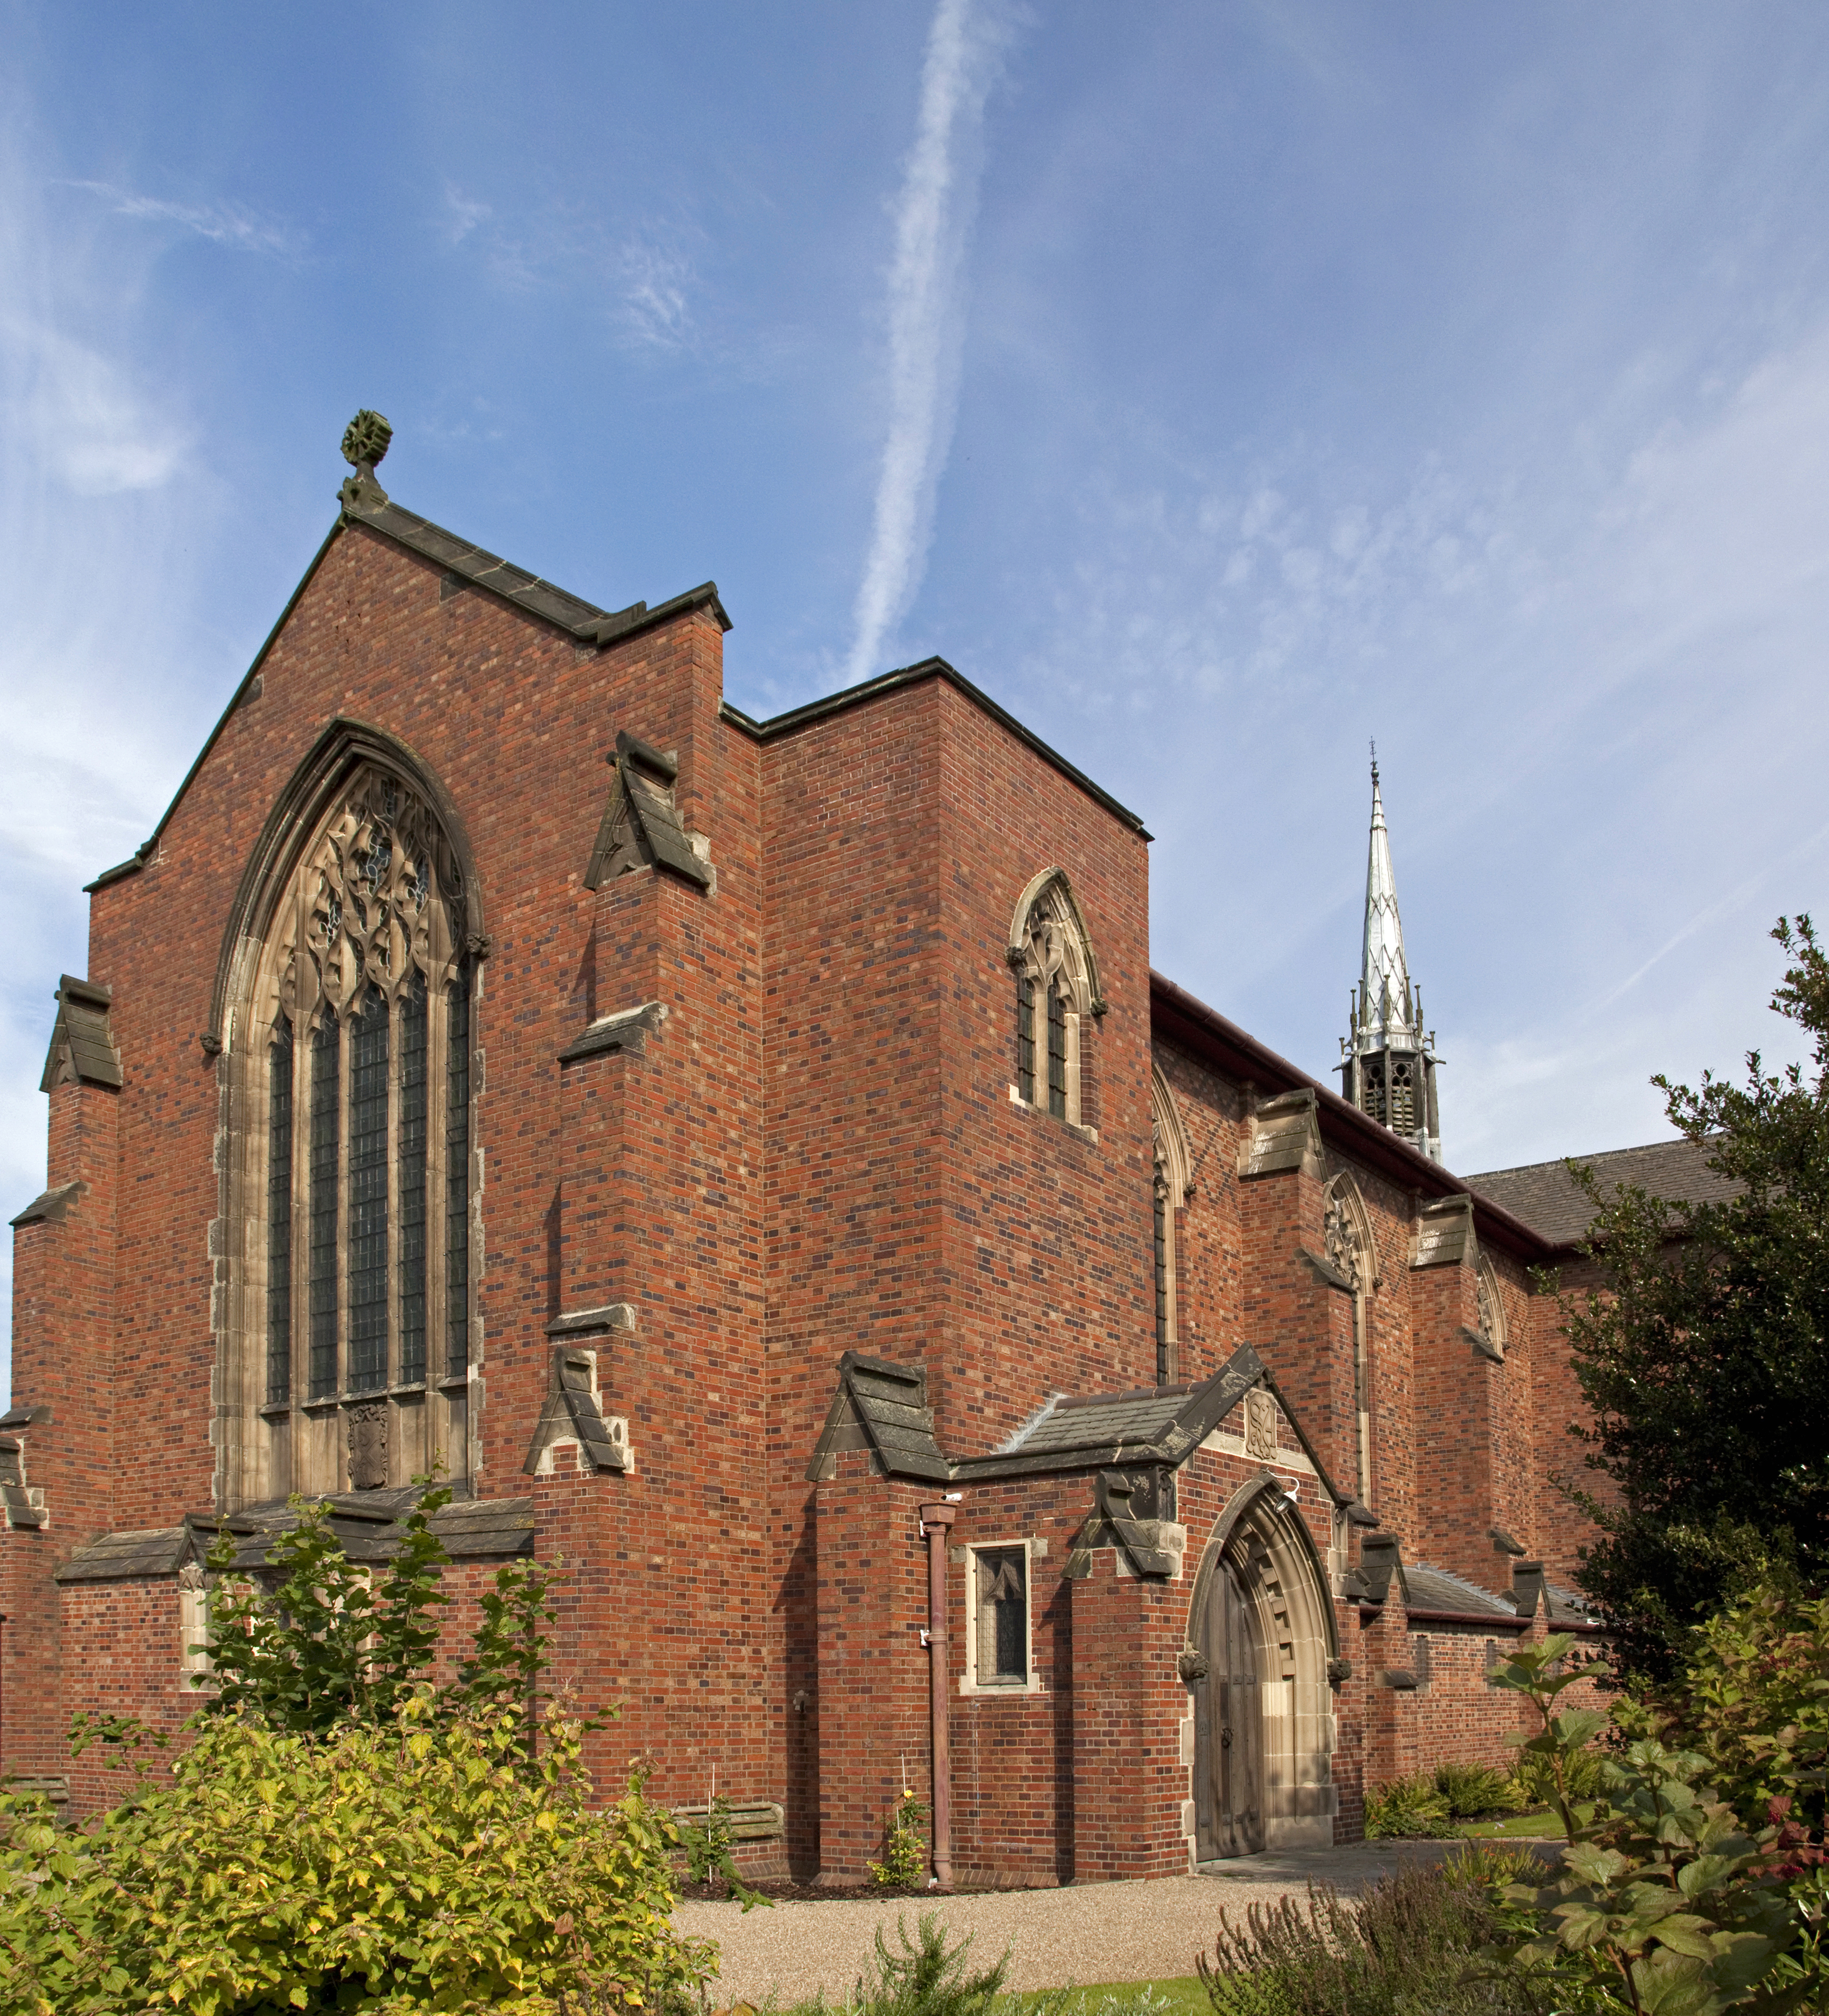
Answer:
1341;755;1441;1160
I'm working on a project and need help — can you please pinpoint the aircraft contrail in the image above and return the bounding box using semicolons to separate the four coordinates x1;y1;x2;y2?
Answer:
846;0;1012;684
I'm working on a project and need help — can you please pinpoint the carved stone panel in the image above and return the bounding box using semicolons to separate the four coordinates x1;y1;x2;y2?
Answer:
348;1402;389;1490
1243;1389;1278;1462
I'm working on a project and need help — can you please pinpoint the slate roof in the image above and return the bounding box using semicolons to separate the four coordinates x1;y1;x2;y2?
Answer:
1401;1564;1516;1619
56;1488;534;1582
802;1344;1359;1510
1465;1137;1742;1247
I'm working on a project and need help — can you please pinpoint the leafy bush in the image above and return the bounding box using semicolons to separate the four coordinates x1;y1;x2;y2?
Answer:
869;1789;932;1889
1363;1771;1453;1838
1435;1762;1529;1820
1625;1581;1829;1835
1198;1854;1553;2015
1489;1632;1824;2014
0;1694;714;2015
0;1482;744;2013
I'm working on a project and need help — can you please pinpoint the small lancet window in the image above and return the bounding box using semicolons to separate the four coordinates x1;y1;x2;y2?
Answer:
1150;1066;1194;1385
1008;869;1101;1131
973;1546;1029;1686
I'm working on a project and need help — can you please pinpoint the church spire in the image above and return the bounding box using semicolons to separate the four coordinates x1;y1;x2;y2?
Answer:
1341;754;1442;1160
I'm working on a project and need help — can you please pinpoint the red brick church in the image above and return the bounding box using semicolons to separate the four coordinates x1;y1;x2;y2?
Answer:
5;414;1677;1883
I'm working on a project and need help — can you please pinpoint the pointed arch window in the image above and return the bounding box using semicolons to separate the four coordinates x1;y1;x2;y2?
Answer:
1475;1254;1508;1361
234;760;477;1500
1151;1066;1194;1384
1323;1172;1380;1507
1009;869;1103;1131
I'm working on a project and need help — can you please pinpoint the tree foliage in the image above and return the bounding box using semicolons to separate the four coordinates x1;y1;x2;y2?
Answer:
1559;915;1829;1679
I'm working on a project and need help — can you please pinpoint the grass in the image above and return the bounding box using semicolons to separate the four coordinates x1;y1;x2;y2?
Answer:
1003;1983;1207;2016
1453;1810;1565;1841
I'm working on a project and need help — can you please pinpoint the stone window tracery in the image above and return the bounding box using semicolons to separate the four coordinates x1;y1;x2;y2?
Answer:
233;761;478;1501
1008;869;1102;1130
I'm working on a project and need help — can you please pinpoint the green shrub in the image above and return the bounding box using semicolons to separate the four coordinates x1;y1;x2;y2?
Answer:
1198;1857;1553;2015
0;1483;740;2013
1434;1762;1529;1819
0;1694;714;2015
1363;1771;1453;1839
1489;1632;1823;2014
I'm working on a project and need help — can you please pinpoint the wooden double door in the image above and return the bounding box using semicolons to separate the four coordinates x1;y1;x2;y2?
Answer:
1192;1558;1265;1859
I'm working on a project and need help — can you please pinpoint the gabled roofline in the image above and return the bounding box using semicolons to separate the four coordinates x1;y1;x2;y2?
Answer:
1150;970;1551;1264
720;658;1152;839
84;495;730;896
85;519;344;892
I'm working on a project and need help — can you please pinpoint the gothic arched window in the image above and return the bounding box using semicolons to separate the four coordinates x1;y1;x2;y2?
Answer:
1008;869;1102;1130
1151;1066;1194;1384
1322;1172;1380;1508
216;741;481;1508
1476;1254;1508;1360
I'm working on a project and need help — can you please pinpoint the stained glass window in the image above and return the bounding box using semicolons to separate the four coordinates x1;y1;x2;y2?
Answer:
1015;973;1036;1102
346;995;390;1393
446;973;471;1382
1154;1169;1170;1385
975;1548;1028;1685
1046;983;1067;1120
308;1018;340;1400
397;980;428;1385
266;1021;294;1406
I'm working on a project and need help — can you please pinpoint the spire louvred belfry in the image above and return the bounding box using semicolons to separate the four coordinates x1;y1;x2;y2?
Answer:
1340;755;1442;1161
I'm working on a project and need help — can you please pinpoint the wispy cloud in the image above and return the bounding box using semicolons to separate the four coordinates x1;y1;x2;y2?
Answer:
611;232;696;352
1;317;187;494
846;0;1017;682
442;182;492;248
439;187;702;356
68;180;300;257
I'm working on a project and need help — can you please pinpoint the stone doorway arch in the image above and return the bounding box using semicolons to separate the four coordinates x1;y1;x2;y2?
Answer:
1187;1475;1340;1859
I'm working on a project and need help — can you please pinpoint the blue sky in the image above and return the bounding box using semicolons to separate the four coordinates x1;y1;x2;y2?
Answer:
6;4;1829;1384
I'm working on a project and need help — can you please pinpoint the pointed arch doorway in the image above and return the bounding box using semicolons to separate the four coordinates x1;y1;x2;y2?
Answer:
1188;1473;1341;1860
1191;1556;1265;1857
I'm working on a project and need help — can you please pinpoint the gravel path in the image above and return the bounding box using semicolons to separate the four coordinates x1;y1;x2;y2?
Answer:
674;1842;1514;2004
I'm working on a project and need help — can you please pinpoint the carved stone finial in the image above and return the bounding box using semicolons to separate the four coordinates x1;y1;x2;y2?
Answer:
340;410;393;472
339;410;393;511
